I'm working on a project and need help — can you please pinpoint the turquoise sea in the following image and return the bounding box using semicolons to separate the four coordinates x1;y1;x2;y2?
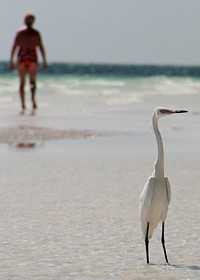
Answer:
1;62;200;117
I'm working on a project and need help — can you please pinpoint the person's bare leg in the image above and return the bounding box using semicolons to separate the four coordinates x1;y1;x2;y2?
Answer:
30;80;37;109
20;83;26;113
17;64;26;114
29;64;38;112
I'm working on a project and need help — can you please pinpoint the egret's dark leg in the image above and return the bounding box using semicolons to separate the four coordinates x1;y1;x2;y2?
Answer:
161;222;169;264
145;222;150;264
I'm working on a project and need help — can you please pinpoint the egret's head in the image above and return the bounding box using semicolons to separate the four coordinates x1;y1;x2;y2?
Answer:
154;107;188;119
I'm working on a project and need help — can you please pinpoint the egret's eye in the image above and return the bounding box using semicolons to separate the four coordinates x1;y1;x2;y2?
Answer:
160;109;168;114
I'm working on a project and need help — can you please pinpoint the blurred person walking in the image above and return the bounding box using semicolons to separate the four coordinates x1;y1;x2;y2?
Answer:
10;13;47;114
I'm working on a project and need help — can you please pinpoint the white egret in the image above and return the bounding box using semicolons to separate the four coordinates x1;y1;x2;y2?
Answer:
139;107;187;264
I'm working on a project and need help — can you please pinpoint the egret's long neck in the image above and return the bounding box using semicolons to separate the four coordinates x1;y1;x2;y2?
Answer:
152;115;164;177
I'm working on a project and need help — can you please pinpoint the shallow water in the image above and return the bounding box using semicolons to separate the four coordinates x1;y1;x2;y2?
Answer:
0;132;199;279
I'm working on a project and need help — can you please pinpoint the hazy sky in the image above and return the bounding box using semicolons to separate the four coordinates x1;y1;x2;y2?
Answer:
1;0;200;65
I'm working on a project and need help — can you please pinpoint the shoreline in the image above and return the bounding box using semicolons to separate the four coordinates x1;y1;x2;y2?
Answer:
0;125;110;145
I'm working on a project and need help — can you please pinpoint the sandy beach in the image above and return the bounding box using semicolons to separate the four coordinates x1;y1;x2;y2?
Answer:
0;88;199;280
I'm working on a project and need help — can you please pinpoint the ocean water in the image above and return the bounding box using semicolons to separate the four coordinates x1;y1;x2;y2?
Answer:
1;63;200;119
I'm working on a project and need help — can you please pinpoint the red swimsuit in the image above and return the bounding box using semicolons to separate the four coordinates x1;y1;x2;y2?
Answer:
18;48;37;68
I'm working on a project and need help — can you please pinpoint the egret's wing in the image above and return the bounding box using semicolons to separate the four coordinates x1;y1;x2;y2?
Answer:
140;177;155;238
140;177;155;209
165;177;171;204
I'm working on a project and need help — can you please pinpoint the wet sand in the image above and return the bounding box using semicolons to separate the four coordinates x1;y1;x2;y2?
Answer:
0;104;199;279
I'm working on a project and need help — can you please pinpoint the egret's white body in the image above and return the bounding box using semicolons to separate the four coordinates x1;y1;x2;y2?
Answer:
139;107;187;264
140;176;171;239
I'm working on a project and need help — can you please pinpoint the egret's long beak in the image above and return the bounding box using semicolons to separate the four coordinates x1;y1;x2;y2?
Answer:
165;109;188;114
175;110;188;114
160;109;188;114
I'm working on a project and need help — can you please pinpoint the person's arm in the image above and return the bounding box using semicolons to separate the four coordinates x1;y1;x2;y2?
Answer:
38;33;47;70
9;34;18;71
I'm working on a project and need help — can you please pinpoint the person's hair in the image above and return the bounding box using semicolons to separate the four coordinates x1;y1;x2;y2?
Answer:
24;13;35;27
